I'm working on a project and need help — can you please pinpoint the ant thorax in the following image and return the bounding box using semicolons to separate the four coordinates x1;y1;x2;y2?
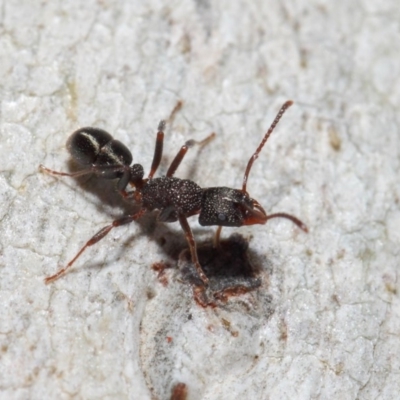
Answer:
141;177;202;221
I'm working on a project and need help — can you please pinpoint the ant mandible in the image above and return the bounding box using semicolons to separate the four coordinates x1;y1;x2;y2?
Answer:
40;100;307;286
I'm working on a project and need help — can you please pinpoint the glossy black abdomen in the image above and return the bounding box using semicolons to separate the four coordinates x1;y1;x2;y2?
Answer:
67;127;133;179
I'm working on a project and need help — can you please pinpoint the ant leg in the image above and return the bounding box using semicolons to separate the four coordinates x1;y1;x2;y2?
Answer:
148;121;165;179
178;214;209;285
266;213;308;232
166;100;183;125
167;132;216;177
39;163;130;179
147;101;185;179
148;100;185;179
39;164;96;178
213;226;222;248
40;163;134;200
44;208;146;284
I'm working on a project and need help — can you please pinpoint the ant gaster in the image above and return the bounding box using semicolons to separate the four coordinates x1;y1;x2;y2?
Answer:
40;100;307;286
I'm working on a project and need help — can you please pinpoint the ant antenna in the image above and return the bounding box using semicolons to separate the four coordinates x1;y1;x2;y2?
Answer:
242;100;293;193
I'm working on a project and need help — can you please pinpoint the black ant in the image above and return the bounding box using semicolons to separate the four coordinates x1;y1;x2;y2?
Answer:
40;100;307;286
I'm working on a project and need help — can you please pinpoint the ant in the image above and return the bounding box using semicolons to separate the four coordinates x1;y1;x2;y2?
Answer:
40;100;307;286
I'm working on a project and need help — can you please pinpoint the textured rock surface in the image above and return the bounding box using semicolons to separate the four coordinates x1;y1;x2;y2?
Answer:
0;1;399;399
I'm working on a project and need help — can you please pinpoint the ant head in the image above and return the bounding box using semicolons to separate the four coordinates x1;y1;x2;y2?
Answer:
199;187;267;227
199;101;300;229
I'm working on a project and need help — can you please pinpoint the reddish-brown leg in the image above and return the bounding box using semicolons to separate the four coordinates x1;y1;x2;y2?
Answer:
39;163;131;179
148;100;185;179
178;213;209;285
167;133;216;177
44;208;147;284
166;100;183;125
40;164;135;200
213;226;222;248
148;121;165;179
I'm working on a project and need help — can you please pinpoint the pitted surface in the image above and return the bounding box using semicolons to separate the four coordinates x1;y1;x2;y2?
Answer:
142;177;202;218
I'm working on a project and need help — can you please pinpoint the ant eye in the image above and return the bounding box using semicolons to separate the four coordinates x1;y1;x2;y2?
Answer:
218;213;226;221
